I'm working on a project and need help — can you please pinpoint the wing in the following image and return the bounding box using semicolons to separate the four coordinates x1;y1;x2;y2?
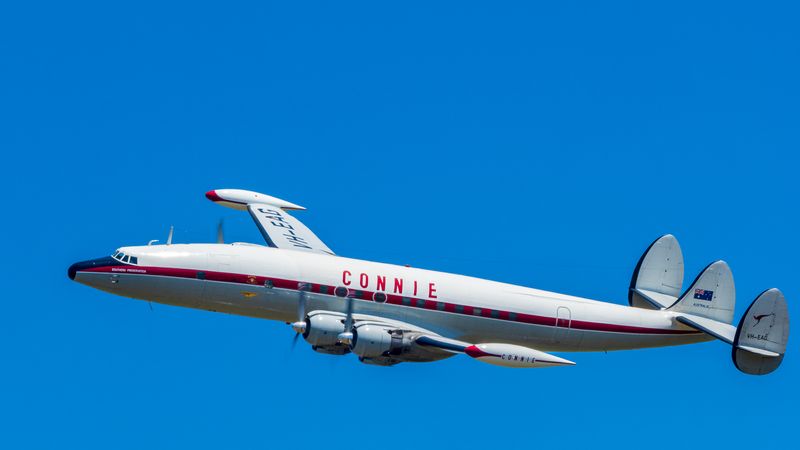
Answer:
301;310;575;368
206;189;334;255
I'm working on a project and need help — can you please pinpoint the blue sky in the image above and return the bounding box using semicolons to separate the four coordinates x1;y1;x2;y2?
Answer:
1;1;798;448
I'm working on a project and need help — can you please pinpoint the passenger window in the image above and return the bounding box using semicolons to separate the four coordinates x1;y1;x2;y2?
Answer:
473;308;482;316
455;305;464;313
335;286;348;297
373;292;387;303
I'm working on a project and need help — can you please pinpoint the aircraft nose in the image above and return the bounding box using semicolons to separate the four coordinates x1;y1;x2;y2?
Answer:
68;256;118;281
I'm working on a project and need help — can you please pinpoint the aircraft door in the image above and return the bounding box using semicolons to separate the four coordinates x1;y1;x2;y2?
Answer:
554;306;572;344
204;253;236;305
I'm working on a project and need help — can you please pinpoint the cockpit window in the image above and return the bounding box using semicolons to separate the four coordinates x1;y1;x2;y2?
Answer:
112;251;138;265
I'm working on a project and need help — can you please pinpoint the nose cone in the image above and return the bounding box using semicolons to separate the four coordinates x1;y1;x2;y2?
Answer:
68;256;119;281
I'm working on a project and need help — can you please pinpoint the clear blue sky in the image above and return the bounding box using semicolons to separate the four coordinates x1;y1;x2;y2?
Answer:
1;1;798;448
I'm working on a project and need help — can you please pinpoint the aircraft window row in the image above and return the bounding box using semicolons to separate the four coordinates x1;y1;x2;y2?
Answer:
324;287;509;320
112;251;138;265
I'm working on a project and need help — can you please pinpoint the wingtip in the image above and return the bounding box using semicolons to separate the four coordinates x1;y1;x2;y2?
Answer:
205;190;222;202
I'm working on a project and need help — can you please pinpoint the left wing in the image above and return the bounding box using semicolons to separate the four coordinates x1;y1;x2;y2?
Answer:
206;189;334;255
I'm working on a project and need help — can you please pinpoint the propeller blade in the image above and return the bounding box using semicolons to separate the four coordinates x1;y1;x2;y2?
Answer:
290;283;309;337
291;332;300;350
216;219;224;244
343;295;354;332
298;286;307;321
338;295;354;345
166;225;174;245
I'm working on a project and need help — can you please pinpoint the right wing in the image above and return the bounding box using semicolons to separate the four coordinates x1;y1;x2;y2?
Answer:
206;189;334;255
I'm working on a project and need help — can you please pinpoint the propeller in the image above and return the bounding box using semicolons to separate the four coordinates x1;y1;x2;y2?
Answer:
337;294;354;345
216;219;225;244
166;225;174;245
290;283;309;349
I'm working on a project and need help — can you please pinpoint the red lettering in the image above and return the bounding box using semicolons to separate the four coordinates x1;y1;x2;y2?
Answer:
413;280;418;296
359;273;369;289
429;283;437;299
342;270;351;286
393;278;403;294
376;275;386;291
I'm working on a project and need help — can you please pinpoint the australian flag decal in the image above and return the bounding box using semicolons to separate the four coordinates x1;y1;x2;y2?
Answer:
693;289;714;301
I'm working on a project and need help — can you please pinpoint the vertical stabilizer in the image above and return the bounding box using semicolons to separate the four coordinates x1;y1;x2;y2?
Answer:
667;261;735;324
629;235;684;309
733;289;789;375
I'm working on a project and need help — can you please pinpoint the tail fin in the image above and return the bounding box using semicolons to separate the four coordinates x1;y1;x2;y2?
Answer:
733;288;790;375
629;234;684;309
667;261;735;324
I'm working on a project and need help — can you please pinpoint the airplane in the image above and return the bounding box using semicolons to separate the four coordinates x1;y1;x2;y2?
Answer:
68;189;790;374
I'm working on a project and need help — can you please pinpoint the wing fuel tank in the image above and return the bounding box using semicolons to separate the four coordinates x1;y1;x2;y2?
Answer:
205;189;305;211
464;343;575;368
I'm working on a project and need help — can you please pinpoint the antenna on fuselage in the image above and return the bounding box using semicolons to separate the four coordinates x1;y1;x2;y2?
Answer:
216;219;224;244
166;225;174;245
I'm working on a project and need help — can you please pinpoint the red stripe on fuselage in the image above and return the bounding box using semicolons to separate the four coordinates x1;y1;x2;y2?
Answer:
79;265;699;335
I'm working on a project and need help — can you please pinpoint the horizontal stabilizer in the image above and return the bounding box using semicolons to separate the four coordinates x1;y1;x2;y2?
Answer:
733;288;790;375
629;235;684;309
676;314;736;344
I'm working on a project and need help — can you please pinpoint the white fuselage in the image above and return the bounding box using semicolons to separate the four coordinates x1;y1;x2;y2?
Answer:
71;243;710;352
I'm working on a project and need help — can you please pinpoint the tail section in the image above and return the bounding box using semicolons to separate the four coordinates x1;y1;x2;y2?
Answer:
630;235;788;375
629;234;684;309
733;289;790;375
667;260;735;324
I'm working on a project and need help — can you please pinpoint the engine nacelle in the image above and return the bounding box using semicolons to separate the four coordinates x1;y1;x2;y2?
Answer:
312;344;350;355
303;313;346;348
358;356;402;366
351;324;411;358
